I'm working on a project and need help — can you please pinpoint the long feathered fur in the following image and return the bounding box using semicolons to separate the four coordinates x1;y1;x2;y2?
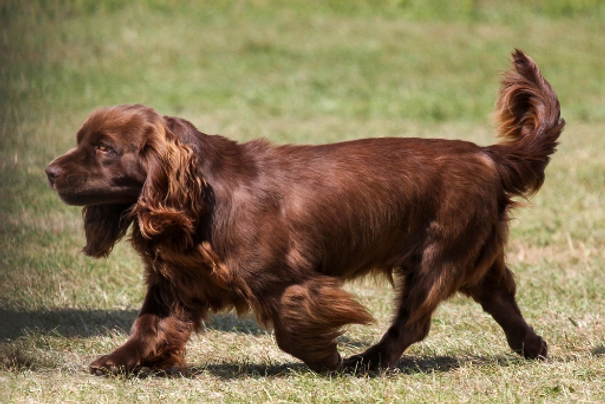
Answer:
487;49;566;196
133;117;206;252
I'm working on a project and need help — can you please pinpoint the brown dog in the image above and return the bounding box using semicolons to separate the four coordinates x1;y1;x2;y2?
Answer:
46;50;564;374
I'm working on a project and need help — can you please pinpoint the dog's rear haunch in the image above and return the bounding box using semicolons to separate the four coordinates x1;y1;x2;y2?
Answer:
46;50;564;374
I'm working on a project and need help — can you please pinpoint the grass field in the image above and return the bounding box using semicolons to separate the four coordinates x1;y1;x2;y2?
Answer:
1;1;605;402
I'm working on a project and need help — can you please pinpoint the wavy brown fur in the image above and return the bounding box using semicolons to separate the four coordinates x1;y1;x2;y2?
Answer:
487;49;566;196
45;50;563;374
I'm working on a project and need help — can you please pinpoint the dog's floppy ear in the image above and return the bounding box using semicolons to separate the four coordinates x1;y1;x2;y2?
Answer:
133;116;206;251
82;204;133;258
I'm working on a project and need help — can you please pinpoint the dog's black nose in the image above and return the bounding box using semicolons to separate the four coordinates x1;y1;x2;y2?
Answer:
45;164;62;186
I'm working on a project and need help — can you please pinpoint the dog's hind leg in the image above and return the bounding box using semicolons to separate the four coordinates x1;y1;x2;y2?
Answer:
342;263;455;371
461;256;548;359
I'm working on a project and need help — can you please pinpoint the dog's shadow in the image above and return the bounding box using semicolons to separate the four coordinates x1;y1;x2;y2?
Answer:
183;333;540;379
181;354;520;380
192;346;605;379
0;309;266;340
592;344;605;356
5;309;593;380
0;308;138;340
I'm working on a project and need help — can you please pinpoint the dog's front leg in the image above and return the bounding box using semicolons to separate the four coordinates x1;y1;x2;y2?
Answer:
89;280;195;375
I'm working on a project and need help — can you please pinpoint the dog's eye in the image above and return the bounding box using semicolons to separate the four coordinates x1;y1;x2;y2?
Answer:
96;144;115;154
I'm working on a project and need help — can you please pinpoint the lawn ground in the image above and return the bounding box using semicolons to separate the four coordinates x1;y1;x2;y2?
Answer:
1;1;604;402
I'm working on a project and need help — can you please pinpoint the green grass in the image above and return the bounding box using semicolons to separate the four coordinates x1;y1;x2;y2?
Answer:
1;1;605;402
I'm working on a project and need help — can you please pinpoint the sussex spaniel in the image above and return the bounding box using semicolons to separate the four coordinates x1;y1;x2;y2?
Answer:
45;50;564;374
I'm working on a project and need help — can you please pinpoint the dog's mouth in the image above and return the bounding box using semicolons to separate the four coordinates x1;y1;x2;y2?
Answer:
57;190;101;206
57;186;141;206
46;169;88;191
47;169;143;206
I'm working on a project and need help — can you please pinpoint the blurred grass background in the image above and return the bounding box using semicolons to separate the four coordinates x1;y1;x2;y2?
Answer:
1;1;604;402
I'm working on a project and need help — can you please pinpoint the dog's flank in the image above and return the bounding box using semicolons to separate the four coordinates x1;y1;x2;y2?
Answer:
45;50;564;374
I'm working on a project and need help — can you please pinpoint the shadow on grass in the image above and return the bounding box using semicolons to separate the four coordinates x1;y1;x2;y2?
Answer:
182;354;520;380
0;308;138;340
0;309;267;340
591;344;605;356
204;313;268;335
391;354;521;375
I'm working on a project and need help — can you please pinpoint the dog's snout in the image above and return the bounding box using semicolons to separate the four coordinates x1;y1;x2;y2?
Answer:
45;164;62;185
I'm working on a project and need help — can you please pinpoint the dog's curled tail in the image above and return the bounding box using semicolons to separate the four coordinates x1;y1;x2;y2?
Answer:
486;49;565;197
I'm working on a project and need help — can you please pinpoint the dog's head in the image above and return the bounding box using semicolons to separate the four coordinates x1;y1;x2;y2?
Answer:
46;104;206;257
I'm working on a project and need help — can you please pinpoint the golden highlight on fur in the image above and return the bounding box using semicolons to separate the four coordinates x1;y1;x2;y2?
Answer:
45;50;564;374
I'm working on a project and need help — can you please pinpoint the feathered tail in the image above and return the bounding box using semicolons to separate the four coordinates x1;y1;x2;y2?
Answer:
486;49;565;197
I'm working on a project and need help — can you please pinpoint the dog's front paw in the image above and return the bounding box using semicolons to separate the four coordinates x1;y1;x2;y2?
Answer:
89;348;142;376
